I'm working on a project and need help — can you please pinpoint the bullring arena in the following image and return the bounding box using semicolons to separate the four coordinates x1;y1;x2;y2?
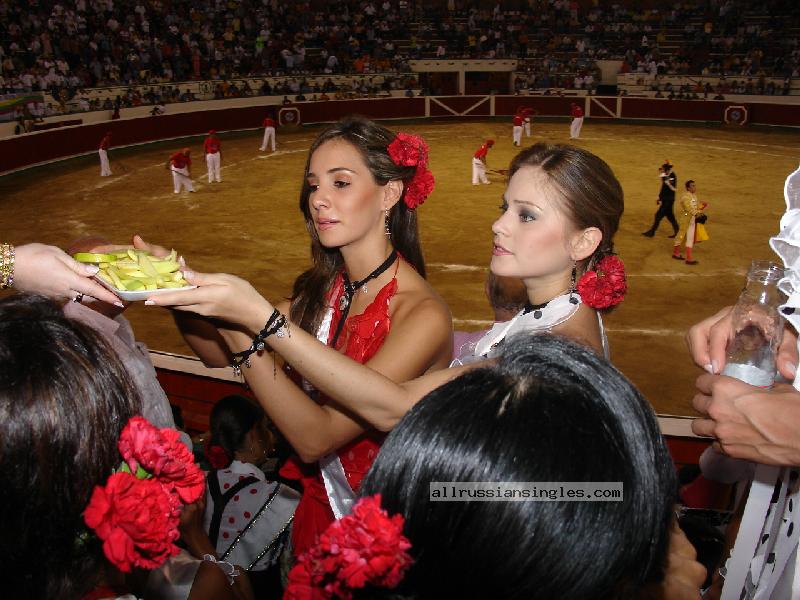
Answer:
4;98;799;426
8;0;800;596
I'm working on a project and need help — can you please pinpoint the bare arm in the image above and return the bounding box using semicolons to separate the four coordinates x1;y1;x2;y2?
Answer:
148;270;462;453
174;312;233;367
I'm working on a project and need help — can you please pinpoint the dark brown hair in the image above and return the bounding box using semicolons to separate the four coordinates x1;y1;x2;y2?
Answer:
290;116;427;334
508;143;624;272
0;295;142;599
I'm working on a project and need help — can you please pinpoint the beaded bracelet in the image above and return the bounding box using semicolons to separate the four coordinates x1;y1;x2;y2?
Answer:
0;244;15;290
231;308;290;375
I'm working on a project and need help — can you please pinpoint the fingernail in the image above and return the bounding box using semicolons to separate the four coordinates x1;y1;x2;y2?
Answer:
703;363;714;374
114;301;124;308
84;264;99;274
144;300;155;306
787;362;797;378
183;270;194;279
711;360;719;374
179;255;186;267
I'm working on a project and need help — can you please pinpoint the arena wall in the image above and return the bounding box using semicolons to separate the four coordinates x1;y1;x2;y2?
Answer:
2;94;799;174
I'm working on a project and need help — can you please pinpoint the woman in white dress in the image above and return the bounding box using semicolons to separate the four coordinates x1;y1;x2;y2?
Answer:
149;143;626;432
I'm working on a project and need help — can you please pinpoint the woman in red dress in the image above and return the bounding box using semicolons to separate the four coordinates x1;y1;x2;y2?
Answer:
149;117;452;557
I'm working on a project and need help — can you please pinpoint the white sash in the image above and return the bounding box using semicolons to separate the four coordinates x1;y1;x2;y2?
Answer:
305;306;357;519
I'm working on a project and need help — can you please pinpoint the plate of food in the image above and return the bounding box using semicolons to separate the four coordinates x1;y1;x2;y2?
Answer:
73;248;196;301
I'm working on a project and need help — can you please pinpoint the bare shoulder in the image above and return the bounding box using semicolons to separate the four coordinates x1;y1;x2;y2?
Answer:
551;304;603;355
390;260;452;325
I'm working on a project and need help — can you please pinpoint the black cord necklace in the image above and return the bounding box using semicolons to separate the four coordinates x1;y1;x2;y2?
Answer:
522;287;579;320
331;251;398;346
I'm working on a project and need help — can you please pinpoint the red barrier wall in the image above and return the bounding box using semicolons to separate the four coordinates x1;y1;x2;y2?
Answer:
2;95;797;174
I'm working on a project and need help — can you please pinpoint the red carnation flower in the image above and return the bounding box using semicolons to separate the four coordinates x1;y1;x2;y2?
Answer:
387;132;434;210
387;132;428;167
84;472;181;572
403;167;435;210
577;255;627;310
118;416;205;504
205;443;231;470
284;494;413;600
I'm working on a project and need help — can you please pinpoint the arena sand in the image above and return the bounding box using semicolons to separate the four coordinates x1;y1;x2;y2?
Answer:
3;120;799;416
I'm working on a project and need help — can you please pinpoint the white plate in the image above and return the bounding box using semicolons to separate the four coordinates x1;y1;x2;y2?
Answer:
95;275;196;302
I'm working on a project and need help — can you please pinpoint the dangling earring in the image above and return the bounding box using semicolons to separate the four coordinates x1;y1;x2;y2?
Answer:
384;210;391;236
569;262;579;304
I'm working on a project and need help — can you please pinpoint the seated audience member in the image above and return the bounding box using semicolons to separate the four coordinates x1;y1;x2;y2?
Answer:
452;272;528;361
203;395;299;596
64;236;175;429
1;294;143;598
285;335;706;599
0;294;250;600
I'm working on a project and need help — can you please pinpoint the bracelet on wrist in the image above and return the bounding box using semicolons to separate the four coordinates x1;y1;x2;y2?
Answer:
231;308;290;375
1;244;15;290
202;554;240;586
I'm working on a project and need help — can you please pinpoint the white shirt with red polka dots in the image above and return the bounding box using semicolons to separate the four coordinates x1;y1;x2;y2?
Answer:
202;460;299;571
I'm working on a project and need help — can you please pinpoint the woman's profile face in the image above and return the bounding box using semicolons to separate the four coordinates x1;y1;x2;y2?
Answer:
490;166;578;283
306;139;385;250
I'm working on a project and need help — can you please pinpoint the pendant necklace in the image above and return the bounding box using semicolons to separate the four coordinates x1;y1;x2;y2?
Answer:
331;251;398;347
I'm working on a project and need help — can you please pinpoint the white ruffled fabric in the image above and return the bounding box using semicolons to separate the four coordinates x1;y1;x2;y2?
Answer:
451;292;609;365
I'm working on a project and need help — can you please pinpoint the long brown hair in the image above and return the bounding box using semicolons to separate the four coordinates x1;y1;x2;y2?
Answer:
290;116;427;334
508;143;624;273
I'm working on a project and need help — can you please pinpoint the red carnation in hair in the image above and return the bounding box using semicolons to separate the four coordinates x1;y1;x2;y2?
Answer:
576;255;627;310
118;416;205;504
205;443;231;469
84;472;181;572
387;132;435;210
284;494;414;600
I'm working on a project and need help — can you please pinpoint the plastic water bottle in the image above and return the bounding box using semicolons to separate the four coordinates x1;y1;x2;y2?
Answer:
721;261;785;387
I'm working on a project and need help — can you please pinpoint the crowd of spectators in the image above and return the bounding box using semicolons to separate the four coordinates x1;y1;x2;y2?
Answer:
0;0;419;95
1;0;799;119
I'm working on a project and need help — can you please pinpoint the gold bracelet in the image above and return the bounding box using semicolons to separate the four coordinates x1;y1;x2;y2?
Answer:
0;244;14;290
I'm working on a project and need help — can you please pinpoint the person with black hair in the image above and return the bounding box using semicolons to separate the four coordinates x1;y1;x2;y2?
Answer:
284;335;706;598
1;294;142;599
642;161;680;238
1;294;254;600
202;394;299;596
140;117;452;558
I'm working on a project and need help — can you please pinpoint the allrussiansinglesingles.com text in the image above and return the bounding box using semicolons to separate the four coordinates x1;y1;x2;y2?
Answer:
429;482;623;501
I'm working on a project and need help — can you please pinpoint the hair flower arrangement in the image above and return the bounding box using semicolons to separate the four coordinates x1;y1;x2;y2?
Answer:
576;255;627;310
285;494;414;600
205;442;232;470
387;132;434;210
83;416;205;573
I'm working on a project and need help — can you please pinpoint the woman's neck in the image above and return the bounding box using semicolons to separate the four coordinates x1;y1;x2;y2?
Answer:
340;237;395;282
523;272;572;306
